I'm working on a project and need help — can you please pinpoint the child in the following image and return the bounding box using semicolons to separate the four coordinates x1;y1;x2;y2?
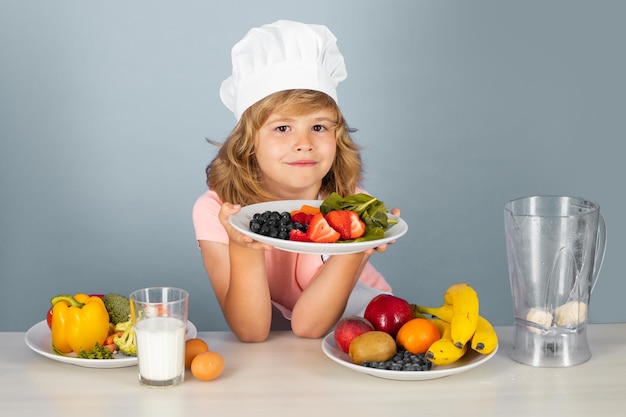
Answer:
192;20;400;342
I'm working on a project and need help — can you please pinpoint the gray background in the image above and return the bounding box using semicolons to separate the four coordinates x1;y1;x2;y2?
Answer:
1;0;624;332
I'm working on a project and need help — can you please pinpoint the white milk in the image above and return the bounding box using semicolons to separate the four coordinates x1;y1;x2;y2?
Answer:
135;317;186;383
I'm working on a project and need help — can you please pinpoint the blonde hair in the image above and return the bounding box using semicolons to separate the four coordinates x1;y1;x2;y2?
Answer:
206;89;363;205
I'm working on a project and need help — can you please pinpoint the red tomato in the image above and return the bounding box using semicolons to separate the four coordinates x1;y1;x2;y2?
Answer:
46;307;53;329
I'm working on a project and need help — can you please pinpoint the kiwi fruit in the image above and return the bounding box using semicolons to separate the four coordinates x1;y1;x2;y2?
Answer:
348;331;397;365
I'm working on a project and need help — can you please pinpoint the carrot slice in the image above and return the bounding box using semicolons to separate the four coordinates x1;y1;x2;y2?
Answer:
299;205;321;215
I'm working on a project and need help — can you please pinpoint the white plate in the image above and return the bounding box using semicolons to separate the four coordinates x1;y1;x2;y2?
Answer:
24;320;198;369
228;200;408;255
322;331;498;381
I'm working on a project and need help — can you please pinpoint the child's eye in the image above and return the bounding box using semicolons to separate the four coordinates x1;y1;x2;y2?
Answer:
312;125;326;132
276;125;290;132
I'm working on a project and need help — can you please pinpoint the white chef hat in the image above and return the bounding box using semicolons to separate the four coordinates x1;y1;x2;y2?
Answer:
220;20;348;120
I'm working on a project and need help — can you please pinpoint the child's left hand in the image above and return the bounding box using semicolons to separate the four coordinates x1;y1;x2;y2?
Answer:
219;202;274;251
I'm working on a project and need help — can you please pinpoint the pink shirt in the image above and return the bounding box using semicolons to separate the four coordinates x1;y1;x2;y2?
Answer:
192;190;392;316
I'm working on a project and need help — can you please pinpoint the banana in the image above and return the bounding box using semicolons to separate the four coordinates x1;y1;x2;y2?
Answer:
442;283;479;348
413;283;480;347
426;318;468;365
428;317;449;337
416;303;498;355
470;315;498;354
413;303;454;322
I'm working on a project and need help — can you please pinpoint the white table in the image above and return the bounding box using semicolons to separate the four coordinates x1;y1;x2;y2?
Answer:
1;324;625;416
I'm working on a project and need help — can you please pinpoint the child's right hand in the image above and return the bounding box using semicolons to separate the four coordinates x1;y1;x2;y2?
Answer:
219;202;274;251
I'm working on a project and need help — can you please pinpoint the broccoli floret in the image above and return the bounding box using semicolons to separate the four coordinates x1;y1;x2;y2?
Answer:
77;343;114;360
114;319;137;357
102;293;131;324
114;319;132;332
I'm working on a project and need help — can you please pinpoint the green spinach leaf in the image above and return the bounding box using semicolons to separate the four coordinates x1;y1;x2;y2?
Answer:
319;193;397;242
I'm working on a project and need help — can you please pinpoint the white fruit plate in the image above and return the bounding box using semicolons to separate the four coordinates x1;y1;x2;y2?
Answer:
228;200;408;255
25;320;198;369
322;331;498;381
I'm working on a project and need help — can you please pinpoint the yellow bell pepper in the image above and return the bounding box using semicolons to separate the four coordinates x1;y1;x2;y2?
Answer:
51;293;110;354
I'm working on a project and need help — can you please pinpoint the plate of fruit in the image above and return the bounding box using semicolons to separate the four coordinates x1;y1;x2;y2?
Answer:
322;288;499;381
228;193;408;255
322;331;497;381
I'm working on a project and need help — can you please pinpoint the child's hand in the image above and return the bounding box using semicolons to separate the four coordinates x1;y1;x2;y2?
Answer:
219;202;274;251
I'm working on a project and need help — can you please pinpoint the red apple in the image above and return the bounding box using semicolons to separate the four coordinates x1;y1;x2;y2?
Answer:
364;294;414;337
333;316;375;353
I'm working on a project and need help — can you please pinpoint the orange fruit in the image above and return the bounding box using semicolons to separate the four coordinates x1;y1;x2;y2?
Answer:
191;351;225;381
185;338;209;368
395;318;441;355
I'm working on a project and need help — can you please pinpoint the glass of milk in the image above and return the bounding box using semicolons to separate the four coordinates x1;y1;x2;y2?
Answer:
130;287;189;388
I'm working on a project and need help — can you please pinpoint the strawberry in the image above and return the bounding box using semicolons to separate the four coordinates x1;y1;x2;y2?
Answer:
291;211;313;227
325;210;366;240
289;229;311;242
346;211;366;239
306;213;341;243
324;210;353;240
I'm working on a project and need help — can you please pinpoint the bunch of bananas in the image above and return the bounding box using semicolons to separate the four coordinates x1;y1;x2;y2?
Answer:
412;282;498;366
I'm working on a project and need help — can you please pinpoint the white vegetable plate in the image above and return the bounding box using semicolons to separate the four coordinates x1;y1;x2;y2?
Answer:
322;331;498;381
24;320;198;369
228;200;408;255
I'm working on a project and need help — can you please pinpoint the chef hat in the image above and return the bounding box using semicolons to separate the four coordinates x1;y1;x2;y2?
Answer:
220;20;348;120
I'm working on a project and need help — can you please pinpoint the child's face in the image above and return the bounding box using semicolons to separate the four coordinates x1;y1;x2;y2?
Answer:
255;108;337;199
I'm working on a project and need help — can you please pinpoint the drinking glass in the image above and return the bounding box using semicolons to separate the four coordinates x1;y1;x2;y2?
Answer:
130;287;189;387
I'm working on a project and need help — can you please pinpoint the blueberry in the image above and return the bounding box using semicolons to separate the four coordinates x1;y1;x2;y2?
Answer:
250;221;261;233
249;210;298;240
269;211;281;222
359;348;433;372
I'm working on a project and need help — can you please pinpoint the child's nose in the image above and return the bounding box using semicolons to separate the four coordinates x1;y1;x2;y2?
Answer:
295;133;314;151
